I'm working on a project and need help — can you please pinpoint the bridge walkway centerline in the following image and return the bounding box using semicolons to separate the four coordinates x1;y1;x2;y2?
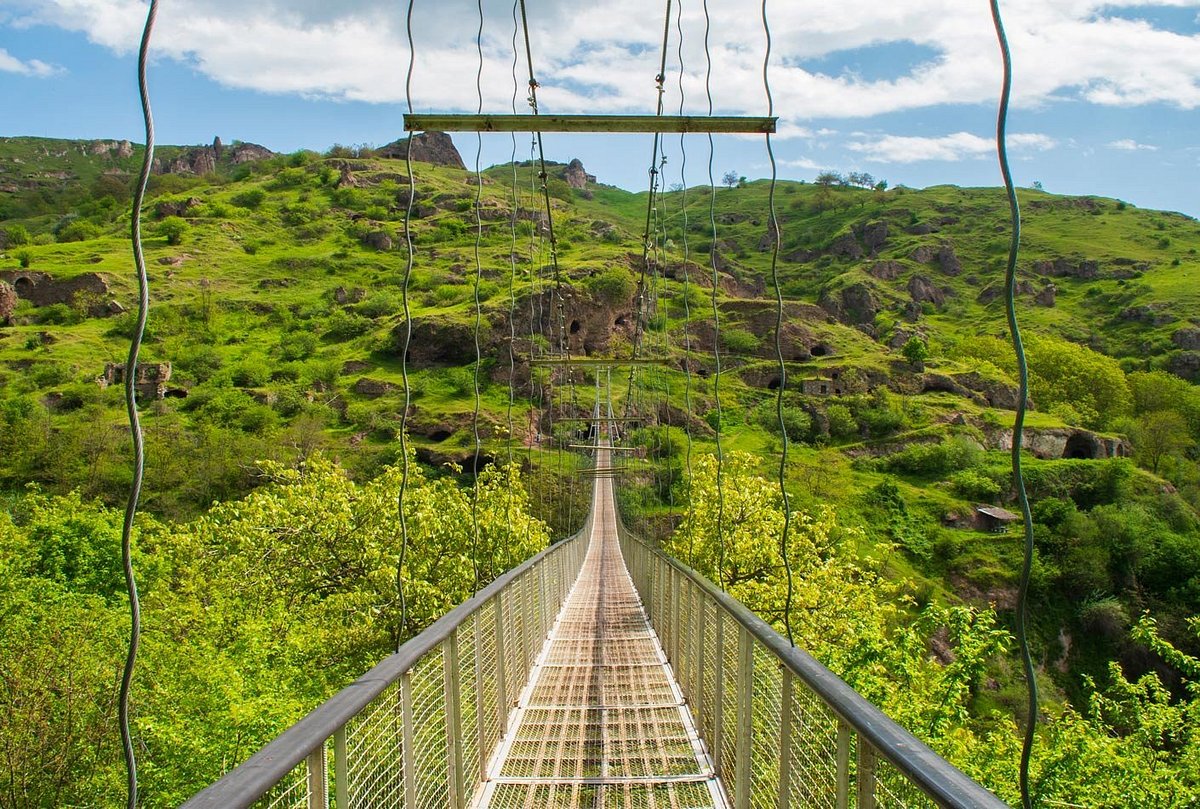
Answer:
472;444;729;808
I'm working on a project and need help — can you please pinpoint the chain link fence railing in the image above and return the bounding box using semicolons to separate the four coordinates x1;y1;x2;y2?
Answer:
617;526;1009;809
183;513;591;809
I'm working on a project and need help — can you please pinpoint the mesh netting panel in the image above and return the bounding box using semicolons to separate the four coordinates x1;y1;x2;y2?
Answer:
786;676;842;808
343;679;404;805
409;649;449;809
252;760;309;809
748;644;782;809
873;755;938;808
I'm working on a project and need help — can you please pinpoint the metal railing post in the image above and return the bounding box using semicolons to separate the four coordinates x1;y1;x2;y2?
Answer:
444;634;465;809
493;595;509;729
778;670;793;809
734;627;754;809
306;744;327;809
400;673;417;808
334;726;348;809
836;721;851;809
857;738;878;809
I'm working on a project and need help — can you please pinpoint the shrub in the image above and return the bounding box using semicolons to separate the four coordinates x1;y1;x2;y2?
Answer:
15;248;32;268
56;220;102;243
231;358;272;387
4;224;31;247
586;266;636;305
949;469;1002;501
324;310;372;341
230;188;267;209
885;436;982;476
720;327;759;354
158;216;189;246
826;404;858;439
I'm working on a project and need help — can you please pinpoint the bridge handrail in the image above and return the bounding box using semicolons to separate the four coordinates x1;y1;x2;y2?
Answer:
616;521;1009;809
184;516;591;808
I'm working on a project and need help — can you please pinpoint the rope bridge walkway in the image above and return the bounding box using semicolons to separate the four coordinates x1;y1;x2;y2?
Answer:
476;447;724;807
185;434;1007;809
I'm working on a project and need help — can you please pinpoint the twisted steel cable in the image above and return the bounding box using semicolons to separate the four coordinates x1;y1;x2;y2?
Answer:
120;3;158;804
702;0;727;587
761;0;795;647
397;0;418;644
470;0;485;592
675;0;696;566
990;1;1038;806
506;0;521;466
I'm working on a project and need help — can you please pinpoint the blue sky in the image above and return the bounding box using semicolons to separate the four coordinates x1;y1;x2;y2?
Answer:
1;0;1198;216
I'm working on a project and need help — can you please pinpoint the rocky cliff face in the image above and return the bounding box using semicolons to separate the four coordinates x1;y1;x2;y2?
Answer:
153;139;275;175
378;131;466;169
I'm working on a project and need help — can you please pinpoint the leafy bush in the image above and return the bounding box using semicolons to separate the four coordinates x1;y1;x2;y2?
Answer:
56;219;102;243
885;436;982;477
230;188;267;209
826;404;858;439
324;310;372;341
231;358;272;387
720;327;759;354
949;469;1003;501
585;265;636;305
159;216;190;246
15;248;32;268
4;224;30;247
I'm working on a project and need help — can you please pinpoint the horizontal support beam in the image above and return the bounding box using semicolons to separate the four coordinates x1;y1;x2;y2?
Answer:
405;113;777;134
568;444;639;451
530;357;669;367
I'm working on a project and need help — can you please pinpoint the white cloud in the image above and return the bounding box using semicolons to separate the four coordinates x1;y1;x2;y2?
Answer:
7;0;1200;125
0;47;62;77
779;156;823;170
1109;138;1158;150
848;130;1055;163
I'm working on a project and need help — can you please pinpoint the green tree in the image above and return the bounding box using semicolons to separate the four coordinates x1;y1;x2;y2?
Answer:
4;224;31;247
158;216;190;246
1133;410;1194;474
902;336;929;368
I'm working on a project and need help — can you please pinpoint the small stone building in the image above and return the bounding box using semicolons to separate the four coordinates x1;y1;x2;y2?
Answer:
976;505;1019;533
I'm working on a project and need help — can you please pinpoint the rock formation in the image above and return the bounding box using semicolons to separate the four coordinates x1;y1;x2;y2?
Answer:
378;131;466;169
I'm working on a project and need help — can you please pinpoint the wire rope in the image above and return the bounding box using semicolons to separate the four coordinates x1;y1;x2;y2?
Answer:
470;0;485;593
120;4;157;805
990;2;1037;806
702;0;726;588
625;0;674;418
506;0;520;468
761;0;794;646
675;0;696;566
396;0;418;645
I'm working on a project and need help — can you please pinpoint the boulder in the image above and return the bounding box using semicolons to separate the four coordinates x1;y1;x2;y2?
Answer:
936;243;962;276
857;220;888;254
155;197;203;218
868;260;904;280
562;158;595;189
827;233;863;260
362;230;394;251
352;377;395;398
0;280;16;324
1168;351;1200;381
907;274;944;306
378;131;466;169
820;282;877;326
1172;327;1200;350
1035;284;1057;307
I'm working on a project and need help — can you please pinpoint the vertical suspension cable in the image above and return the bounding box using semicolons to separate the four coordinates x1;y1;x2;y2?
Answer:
626;0;674;417
470;0;485;592
120;4;157;805
675;0;696;566
703;0;726;587
397;0;418;644
506;0;521;468
991;2;1037;806
762;0;794;646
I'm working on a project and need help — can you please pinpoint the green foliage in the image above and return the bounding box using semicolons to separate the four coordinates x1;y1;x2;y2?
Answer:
158;215;190;246
884;437;982;477
56;219;102;243
902;336;929;366
825;403;858;439
720;326;760;354
4;223;30;246
230;187;267;209
14;248;33;268
0;455;548;804
585;265;636;305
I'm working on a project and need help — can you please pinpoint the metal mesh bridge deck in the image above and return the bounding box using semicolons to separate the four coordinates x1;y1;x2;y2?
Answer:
475;460;727;808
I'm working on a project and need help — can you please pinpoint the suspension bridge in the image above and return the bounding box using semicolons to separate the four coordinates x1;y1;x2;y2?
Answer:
184;430;1007;809
109;0;1038;805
